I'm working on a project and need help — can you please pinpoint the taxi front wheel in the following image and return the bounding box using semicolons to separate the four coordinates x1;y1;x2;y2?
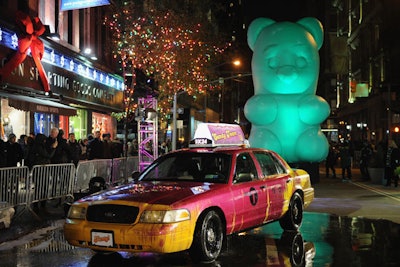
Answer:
279;192;304;231
189;210;224;262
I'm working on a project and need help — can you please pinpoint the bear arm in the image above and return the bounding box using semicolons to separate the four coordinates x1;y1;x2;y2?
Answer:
244;95;278;125
298;95;330;124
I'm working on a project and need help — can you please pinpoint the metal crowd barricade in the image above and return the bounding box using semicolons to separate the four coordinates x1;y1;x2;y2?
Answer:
110;156;139;185
29;164;75;209
0;166;30;212
126;156;140;176
74;159;113;192
111;157;127;185
0;157;141;221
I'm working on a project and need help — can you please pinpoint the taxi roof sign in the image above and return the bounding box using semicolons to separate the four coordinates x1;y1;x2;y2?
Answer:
189;123;246;148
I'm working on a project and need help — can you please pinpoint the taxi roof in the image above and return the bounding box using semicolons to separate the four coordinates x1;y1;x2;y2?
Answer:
189;123;248;148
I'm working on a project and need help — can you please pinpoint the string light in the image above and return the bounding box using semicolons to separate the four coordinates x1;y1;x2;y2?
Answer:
104;4;230;120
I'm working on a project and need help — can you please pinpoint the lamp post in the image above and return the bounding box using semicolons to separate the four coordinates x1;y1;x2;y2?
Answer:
172;92;178;151
211;59;246;122
172;90;186;151
214;73;252;123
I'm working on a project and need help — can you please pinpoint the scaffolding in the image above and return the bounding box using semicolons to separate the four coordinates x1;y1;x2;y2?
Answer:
137;95;158;171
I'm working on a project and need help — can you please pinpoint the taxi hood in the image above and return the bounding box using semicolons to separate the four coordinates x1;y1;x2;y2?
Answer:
77;181;219;205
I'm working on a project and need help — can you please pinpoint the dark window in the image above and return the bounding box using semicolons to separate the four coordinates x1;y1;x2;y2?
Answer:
68;10;73;45
140;152;231;183
234;153;258;183
254;152;278;176
254;151;287;177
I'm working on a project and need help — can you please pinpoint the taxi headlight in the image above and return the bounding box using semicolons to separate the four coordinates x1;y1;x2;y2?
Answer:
67;205;87;219
139;209;190;223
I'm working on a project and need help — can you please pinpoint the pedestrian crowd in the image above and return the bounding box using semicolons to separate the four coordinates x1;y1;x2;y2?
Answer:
0;128;124;169
325;138;354;181
324;137;400;187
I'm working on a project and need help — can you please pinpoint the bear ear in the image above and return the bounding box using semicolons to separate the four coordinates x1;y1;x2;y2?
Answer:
297;17;324;50
247;18;276;51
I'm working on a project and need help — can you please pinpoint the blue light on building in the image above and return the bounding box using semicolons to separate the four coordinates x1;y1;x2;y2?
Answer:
0;25;124;91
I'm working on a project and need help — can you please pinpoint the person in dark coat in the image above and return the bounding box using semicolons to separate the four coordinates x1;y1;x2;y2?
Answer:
385;140;400;187
51;129;72;164
79;138;88;160
112;137;124;158
87;131;103;160
17;134;27;157
45;127;58;157
27;133;57;169
23;135;34;168
5;133;23;167
102;133;113;159
360;141;373;180
0;139;7;167
325;143;337;179
339;139;352;181
67;132;81;166
28;133;58;211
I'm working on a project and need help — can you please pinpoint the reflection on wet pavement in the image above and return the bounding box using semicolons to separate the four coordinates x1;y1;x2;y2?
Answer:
85;230;313;267
0;212;400;266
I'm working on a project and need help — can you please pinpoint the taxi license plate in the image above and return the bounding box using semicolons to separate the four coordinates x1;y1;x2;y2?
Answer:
91;231;114;247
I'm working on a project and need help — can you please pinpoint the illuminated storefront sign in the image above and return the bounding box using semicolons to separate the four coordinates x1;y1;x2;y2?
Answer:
60;0;110;11
0;25;124;91
0;24;124;111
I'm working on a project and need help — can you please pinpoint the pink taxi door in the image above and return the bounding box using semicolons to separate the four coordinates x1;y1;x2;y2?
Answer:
253;151;288;220
229;152;269;231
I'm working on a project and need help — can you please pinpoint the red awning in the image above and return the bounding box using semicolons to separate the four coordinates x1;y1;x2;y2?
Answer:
1;92;77;116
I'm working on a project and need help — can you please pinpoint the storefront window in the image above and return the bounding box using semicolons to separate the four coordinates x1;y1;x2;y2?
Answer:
1;98;28;141
34;113;59;136
69;109;87;141
59;115;70;137
92;112;115;138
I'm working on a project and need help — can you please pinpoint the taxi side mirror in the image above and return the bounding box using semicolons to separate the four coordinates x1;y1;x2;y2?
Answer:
131;171;141;181
234;173;254;183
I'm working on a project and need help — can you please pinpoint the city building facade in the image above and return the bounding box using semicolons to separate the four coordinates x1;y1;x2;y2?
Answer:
0;0;123;141
324;0;400;148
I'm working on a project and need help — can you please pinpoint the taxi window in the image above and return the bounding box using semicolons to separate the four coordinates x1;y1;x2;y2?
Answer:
271;154;287;174
140;153;231;183
254;151;287;176
234;153;258;183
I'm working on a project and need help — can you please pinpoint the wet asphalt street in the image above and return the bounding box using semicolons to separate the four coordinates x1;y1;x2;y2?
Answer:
309;167;400;224
1;166;400;266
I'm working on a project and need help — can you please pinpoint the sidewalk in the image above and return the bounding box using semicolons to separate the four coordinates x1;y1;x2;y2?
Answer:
310;164;400;224
0;199;66;244
316;164;399;193
318;164;392;187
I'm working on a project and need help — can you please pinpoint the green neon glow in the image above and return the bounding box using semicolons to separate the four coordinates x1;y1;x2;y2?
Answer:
245;17;330;163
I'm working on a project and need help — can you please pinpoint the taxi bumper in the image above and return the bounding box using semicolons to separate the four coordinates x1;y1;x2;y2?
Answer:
64;219;194;253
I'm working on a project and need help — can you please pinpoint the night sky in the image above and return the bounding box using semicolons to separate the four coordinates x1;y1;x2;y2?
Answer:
244;0;310;23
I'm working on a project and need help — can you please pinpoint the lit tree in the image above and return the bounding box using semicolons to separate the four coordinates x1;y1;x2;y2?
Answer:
104;1;231;122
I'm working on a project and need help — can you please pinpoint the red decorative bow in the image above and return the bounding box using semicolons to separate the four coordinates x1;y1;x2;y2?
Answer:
0;11;50;92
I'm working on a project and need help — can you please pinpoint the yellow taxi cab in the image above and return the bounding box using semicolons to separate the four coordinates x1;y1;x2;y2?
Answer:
64;123;314;262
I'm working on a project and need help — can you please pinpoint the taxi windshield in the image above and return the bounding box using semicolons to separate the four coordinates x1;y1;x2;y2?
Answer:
140;152;232;183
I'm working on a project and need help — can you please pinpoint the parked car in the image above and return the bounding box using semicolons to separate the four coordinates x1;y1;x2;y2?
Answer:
64;123;314;262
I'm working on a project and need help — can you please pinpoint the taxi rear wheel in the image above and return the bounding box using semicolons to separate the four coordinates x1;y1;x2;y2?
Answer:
279;192;304;231
189;210;224;262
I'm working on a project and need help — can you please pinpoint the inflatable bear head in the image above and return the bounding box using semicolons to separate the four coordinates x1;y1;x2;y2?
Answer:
247;17;324;96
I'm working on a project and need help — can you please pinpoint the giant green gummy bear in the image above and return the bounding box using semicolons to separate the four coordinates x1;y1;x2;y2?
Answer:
244;17;330;163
